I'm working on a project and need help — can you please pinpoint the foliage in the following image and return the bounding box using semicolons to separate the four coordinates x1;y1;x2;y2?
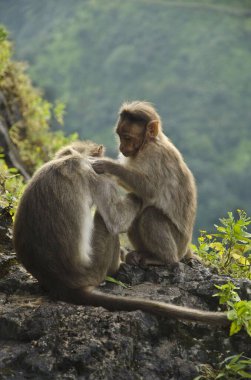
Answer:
0;25;77;174
53;100;66;126
0;155;25;219
192;210;251;279
105;276;130;289
228;300;251;337
194;353;251;379
213;282;251;337
0;25;11;76
213;282;240;305
0;25;78;218
1;62;77;173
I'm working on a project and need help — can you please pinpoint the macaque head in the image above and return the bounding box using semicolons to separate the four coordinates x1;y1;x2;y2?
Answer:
55;141;104;159
115;101;162;157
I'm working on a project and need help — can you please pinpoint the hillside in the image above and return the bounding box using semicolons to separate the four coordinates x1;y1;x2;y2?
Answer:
0;0;251;231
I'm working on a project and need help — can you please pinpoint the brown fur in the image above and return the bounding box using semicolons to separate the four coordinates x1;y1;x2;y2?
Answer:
14;141;141;291
13;140;228;325
92;101;197;266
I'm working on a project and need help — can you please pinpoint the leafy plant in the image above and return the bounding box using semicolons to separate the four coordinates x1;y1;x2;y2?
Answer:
0;27;77;174
0;156;25;219
0;26;79;219
213;282;240;305
194;353;251;379
105;276;130;289
192;210;251;279
53;100;66;125
0;26;11;76
0;26;8;41
227;300;251;337
213;282;251;337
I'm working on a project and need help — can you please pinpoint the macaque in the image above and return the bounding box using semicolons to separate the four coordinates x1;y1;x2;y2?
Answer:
13;141;228;325
92;101;197;266
14;141;141;294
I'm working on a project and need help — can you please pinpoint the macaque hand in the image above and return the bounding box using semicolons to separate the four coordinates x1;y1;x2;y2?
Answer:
91;159;108;174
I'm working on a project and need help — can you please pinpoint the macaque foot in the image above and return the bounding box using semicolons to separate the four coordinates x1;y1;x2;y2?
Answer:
120;247;129;262
189;253;202;262
182;253;202;266
125;250;143;265
125;251;167;267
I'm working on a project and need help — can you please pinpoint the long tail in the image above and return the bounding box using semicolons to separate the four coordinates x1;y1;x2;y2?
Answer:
63;288;229;326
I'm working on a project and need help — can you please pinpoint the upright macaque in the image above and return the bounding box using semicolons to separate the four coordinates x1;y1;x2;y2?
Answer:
13;141;228;325
92;101;197;266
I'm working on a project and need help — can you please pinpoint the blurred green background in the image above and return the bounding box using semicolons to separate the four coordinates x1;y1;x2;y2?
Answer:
0;0;251;233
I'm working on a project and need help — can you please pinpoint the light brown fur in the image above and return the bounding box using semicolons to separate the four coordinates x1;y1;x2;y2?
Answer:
92;101;197;266
13;140;228;325
14;141;141;293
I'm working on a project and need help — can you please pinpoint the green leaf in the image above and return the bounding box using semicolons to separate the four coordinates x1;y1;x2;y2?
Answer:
227;353;243;364
215;374;225;379
238;370;251;378
8;167;18;174
54;100;66;125
215;227;227;233
212;233;226;239
0;26;8;41
242;231;251;238
190;244;198;252
227;309;237;320
240;360;251;364
230;320;242;336
105;276;130;289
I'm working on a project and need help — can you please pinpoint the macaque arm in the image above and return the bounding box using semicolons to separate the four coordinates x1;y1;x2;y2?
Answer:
91;174;141;235
93;160;154;199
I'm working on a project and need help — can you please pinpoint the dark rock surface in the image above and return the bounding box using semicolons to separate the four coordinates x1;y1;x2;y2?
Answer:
0;225;251;380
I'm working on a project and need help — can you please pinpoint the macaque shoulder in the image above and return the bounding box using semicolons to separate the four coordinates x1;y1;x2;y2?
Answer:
33;155;94;188
135;139;174;172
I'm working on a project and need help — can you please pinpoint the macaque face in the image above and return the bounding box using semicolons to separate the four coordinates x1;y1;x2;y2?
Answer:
116;122;145;157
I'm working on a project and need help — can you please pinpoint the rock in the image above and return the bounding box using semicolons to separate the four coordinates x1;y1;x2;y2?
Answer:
0;208;13;252
0;227;250;379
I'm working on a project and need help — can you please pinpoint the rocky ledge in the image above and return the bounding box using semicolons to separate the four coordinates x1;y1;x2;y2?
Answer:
0;221;250;380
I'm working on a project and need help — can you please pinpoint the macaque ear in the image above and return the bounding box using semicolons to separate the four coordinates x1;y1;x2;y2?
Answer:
146;120;159;139
98;145;105;156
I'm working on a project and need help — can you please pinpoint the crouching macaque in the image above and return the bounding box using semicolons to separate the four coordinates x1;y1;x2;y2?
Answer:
92;101;197;266
13;141;228;325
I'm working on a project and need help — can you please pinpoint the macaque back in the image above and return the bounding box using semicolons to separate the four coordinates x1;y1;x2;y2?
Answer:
14;141;142;294
14;154;94;289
